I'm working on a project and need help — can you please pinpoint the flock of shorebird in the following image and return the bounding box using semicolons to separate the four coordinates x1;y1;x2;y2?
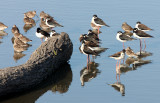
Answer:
0;11;153;66
79;14;153;72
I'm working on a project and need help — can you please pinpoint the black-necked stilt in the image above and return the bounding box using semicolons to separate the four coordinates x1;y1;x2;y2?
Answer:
80;42;107;65
109;49;126;71
45;17;63;28
50;30;60;37
91;15;109;35
116;31;136;49
135;21;153;31
133;28;153;52
36;28;50;42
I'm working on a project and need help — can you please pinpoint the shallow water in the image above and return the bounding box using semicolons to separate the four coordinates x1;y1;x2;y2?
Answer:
0;0;160;103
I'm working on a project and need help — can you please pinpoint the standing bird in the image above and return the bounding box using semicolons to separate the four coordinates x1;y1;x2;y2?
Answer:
122;22;133;32
125;47;138;58
12;25;20;34
135;21;153;31
91;15;110;36
80;42;108;66
109;49;126;71
45;17;63;28
0;22;8;31
24;15;36;25
40;11;51;19
116;31;136;49
50;30;60;37
24;10;38;18
35;28;50;42
133;28;153;52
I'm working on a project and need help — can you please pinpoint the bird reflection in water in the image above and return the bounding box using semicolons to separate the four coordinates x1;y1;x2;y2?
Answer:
13;51;26;63
80;62;101;86
108;81;125;96
0;62;72;103
108;66;125;96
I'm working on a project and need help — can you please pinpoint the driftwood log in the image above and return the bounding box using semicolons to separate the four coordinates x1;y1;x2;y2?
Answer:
0;32;73;98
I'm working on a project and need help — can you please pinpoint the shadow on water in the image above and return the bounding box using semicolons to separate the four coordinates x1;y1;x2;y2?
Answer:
0;62;73;103
80;62;101;86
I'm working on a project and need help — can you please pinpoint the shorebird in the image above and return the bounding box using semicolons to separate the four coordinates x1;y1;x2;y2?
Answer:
45;17;63;28
24;15;36;25
108;82;125;96
133;28;153;52
12;25;20;34
122;22;133;32
109;49;126;71
40;11;51;19
125;47;138;58
80;42;107;65
91;15;110;35
135;21;153;31
36;28;50;42
0;22;8;31
116;31;136;49
18;34;32;43
50;30;60;37
24;10;38;18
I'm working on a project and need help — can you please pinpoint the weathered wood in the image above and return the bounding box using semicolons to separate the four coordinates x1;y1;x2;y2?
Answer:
0;32;73;97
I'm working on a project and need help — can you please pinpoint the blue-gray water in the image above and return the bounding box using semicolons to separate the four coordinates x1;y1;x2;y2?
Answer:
0;0;160;103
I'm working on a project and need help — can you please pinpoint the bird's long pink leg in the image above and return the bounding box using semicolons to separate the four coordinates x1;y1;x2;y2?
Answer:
41;38;43;43
123;42;125;49
139;39;142;55
88;55;90;63
144;39;146;51
98;27;100;38
119;60;121;71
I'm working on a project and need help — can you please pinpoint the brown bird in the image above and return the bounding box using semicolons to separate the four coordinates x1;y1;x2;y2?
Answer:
12;25;20;34
23;15;36;25
24;10;37;18
18;34;32;43
135;21;153;31
0;22;8;31
40;11;51;19
122;22;133;32
126;47;138;58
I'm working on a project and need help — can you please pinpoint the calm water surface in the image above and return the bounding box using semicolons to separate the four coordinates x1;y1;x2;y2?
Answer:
0;0;160;103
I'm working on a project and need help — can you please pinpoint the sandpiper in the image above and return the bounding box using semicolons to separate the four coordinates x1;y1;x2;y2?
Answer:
0;22;8;31
12;25;20;34
40;11;51;19
24;10;38;18
18;34;32;43
24;15;36;25
116;31;136;49
135;21;153;31
36;28;50;42
133;28;153;51
126;47;138;58
122;22;133;32
91;15;109;35
109;49;126;70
